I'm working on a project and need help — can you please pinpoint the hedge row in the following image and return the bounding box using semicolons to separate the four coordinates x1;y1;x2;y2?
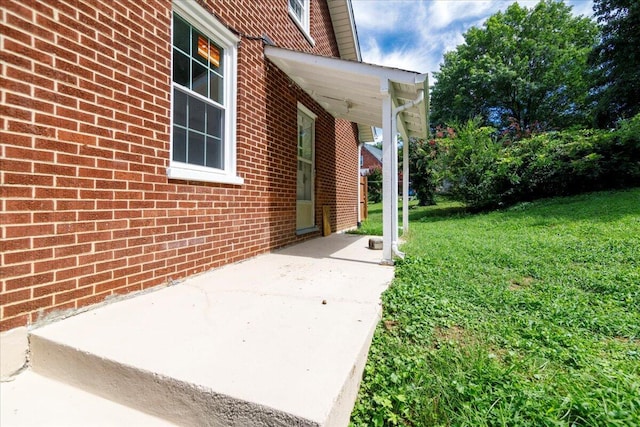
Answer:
437;114;640;210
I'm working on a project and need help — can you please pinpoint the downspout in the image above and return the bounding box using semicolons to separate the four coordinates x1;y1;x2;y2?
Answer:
357;142;364;228
391;88;425;259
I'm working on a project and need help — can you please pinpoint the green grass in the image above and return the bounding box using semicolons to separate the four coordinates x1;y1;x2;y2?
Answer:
350;189;640;426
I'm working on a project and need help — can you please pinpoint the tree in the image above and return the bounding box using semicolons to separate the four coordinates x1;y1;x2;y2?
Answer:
431;0;598;132
588;0;640;128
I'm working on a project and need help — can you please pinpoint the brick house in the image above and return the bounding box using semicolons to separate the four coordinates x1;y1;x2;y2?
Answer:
361;144;382;175
1;0;428;334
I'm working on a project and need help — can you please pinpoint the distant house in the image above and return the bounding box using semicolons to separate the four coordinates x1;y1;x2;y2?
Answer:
0;0;428;333
361;144;383;175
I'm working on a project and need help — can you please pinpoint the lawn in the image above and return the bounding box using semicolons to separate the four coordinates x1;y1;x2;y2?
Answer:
350;189;640;426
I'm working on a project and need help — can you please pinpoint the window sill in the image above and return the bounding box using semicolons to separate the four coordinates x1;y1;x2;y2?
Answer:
296;226;319;235
167;165;244;185
288;11;315;47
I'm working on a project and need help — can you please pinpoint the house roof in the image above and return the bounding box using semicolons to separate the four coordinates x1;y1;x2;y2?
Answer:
265;45;429;142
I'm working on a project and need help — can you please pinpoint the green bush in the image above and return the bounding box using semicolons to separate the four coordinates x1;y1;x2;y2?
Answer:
437;117;504;209
408;139;438;206
439;114;640;209
367;167;383;203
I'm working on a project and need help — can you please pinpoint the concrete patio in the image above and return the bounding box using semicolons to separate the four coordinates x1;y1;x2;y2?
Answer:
1;234;394;426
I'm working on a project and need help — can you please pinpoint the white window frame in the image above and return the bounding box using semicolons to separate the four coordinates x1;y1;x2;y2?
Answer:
168;1;243;185
288;0;315;46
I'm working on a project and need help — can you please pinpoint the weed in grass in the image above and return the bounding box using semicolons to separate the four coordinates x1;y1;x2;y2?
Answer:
351;188;640;427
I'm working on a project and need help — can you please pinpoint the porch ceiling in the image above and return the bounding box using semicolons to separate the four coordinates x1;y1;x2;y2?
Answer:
264;46;429;142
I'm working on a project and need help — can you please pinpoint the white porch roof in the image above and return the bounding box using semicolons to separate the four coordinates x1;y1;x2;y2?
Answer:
264;46;429;142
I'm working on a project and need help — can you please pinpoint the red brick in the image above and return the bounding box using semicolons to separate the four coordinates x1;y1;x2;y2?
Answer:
4;223;54;238
0;289;31;306
34;257;77;274
54;287;93;305
33;211;76;223
4;249;53;266
2;238;31;252
32;280;77;298
54;244;92;258
5;199;54;212
5;273;54;294
0;316;30;332
0;186;32;199
56;265;95;282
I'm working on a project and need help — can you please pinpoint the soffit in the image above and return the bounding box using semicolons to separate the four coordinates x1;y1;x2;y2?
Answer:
265;45;428;142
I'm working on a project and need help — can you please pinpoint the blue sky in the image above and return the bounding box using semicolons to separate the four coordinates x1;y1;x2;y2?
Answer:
351;0;595;82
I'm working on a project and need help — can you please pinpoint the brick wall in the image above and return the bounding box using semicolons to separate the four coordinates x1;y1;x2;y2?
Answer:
0;0;359;331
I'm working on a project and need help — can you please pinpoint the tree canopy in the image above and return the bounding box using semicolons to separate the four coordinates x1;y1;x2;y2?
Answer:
431;0;598;131
588;0;640;127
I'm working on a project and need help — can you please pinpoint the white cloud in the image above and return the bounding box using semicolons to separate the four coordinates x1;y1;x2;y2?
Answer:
426;0;495;30
352;0;595;82
360;36;433;73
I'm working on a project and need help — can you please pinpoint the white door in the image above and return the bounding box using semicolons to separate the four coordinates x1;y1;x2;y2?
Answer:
296;106;315;230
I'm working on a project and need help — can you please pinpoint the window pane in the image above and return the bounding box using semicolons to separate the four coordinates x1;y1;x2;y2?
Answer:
192;29;209;66
187;131;205;166
289;0;303;20
173;88;187;126
206;104;222;137
297;160;312;200
211;41;223;71
173;49;190;87
209;71;223;104
188;96;205;132
172;125;187;162
298;113;313;161
173;14;190;54
206;136;223;169
192;60;208;96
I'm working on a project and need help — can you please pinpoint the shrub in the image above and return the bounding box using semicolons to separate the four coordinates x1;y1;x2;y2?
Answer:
437;117;503;209
408;139;438;206
439;114;640;209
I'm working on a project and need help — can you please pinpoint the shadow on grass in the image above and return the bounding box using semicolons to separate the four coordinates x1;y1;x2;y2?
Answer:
410;205;469;222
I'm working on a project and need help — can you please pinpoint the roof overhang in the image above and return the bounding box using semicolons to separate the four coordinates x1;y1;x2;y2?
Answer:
326;0;361;62
264;45;429;142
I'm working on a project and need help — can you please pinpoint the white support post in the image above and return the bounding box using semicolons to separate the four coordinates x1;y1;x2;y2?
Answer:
390;109;399;246
381;83;393;265
402;138;409;234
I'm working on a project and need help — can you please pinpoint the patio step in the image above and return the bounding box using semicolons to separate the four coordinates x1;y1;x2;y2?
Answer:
0;370;177;426
1;235;394;426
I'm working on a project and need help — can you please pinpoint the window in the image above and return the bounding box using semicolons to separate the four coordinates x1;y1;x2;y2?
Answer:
168;2;243;185
288;0;315;45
